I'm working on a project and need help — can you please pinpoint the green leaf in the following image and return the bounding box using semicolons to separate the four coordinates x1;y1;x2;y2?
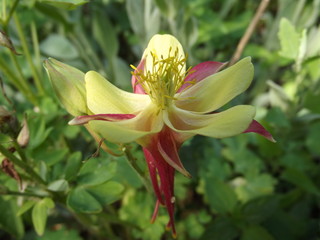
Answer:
112;57;131;89
32;198;55;236
282;168;320;196
264;107;290;128
77;158;116;186
47;179;69;192
65;152;82;181
306;122;320;155
40;34;79;60
234;174;276;202
204;177;237;213
28;117;53;149
118;190;167;239
92;10;118;59
39;0;88;10
17;200;36;216
0;196;24;238
200;217;239;240
306;26;320;58
241;196;279;224
126;0;160;46
34;148;68;166
241;224;275;240
305;91;320;114
113;156;143;188
34;226;83;240
296;29;307;69
35;2;71;29
87;181;124;205
67;187;102;213
278;18;300;60
267;80;291;110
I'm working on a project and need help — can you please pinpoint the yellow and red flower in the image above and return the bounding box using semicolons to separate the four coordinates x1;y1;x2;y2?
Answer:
45;34;274;238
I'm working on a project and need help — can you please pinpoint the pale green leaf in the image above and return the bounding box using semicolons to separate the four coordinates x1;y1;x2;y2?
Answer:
32;198;55;236
278;18;300;60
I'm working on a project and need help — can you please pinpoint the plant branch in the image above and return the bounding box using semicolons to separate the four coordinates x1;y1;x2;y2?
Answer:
228;0;270;66
0;189;45;198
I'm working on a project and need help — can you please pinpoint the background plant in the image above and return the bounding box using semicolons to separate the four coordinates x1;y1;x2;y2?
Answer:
0;0;319;239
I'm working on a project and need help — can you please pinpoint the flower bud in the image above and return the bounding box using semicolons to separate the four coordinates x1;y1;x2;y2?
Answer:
44;58;88;116
17;117;29;148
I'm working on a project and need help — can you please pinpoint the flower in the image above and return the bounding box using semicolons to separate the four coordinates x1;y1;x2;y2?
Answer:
45;34;274;238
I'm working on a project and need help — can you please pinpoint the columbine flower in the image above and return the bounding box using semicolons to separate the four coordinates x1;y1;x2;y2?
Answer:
45;34;274;238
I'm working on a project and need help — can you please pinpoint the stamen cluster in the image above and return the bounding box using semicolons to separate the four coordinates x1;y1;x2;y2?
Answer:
131;48;191;111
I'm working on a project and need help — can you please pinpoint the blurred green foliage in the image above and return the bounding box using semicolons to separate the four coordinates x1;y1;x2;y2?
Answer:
0;0;319;239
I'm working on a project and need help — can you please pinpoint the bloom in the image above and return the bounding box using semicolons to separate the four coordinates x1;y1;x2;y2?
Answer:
45;34;274;238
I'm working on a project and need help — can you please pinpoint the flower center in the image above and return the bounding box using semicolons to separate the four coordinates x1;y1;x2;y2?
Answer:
131;48;190;111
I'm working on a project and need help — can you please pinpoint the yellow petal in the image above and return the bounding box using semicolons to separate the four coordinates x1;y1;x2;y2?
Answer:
89;104;163;143
175;57;254;113
85;71;151;114
142;34;186;74
164;105;256;138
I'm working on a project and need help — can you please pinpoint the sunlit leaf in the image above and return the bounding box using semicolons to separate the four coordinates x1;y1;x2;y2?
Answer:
47;179;69;192
278;18;300;60
17;201;36;216
32;198;55;236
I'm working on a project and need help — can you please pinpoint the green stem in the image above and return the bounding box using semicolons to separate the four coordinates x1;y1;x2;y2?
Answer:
3;0;20;31
13;13;45;96
124;145;152;193
31;21;42;75
0;143;46;185
0;56;37;105
0;189;46;198
9;52;38;105
11;138;28;162
1;0;7;25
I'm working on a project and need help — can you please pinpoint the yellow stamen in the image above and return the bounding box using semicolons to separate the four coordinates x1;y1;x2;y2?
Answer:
131;48;193;111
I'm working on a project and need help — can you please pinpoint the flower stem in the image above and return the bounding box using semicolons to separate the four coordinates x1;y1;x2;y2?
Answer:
2;0;20;31
0;143;46;185
31;21;42;76
13;13;45;96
